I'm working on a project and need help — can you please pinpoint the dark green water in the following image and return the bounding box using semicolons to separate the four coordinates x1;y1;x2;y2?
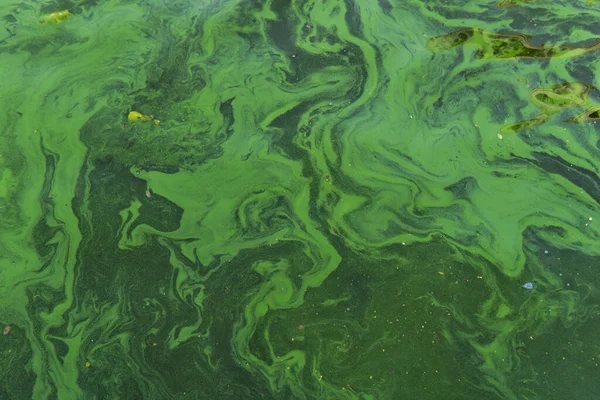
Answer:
1;1;600;399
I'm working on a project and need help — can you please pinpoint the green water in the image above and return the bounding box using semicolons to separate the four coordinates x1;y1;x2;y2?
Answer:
1;0;600;399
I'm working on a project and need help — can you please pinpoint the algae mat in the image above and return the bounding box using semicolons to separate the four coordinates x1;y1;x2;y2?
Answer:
1;0;599;399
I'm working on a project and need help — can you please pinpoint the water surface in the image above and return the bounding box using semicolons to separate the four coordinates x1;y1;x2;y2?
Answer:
1;1;599;399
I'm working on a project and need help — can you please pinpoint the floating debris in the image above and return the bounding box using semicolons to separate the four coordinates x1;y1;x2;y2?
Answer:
128;111;160;125
3;325;11;335
522;282;534;290
40;10;72;24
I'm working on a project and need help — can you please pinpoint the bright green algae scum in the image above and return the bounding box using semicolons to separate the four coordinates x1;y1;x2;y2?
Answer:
1;1;600;399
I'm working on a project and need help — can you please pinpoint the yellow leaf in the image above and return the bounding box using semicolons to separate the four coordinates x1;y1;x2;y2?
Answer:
40;10;72;24
128;111;159;125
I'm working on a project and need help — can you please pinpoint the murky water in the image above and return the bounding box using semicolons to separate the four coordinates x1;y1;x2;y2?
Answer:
1;1;599;399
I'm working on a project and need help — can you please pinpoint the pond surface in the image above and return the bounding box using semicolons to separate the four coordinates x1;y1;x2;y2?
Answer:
1;1;599;399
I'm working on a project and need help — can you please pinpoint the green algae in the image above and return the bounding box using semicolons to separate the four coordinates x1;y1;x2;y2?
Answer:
1;0;600;399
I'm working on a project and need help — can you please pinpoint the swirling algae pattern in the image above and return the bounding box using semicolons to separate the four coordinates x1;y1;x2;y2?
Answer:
0;0;599;399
